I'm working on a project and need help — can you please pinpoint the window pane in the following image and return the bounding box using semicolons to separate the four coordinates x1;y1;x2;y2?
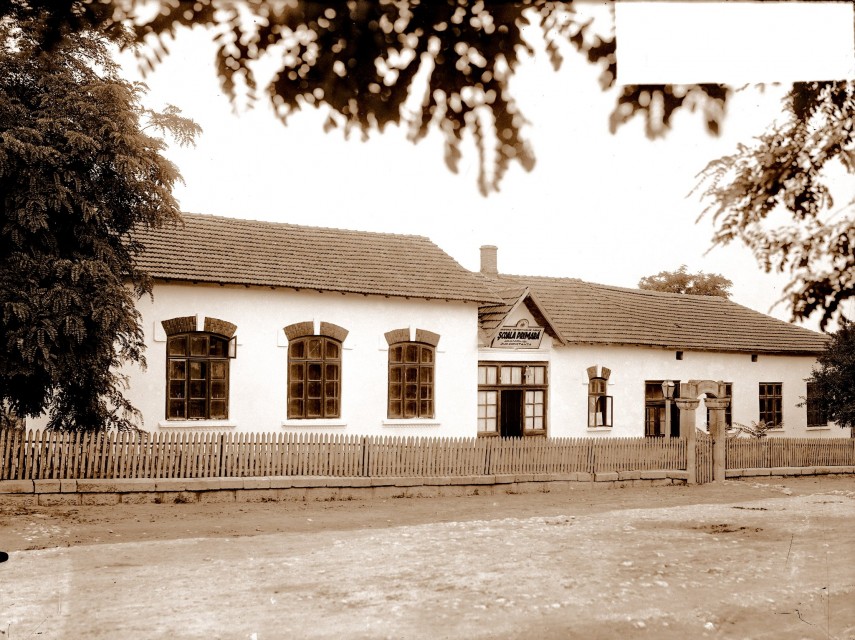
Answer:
390;346;403;363
210;361;226;379
168;400;185;419
533;367;544;384
500;367;510;385
485;367;497;385
390;367;402;383
210;400;226;419
290;381;304;399
325;340;340;359
405;367;418;383
325;381;338;398
325;363;339;381
405;400;417;417
307;398;321;417
289;398;304;417
325;397;338;417
169;360;186;380
308;363;322;381
405;344;418;363
389;400;402;418
478;367;487;385
289;340;305;359
420;384;432;400
405;384;418;400
420;347;433;363
308;381;322;398
190;381;206;399
511;367;522;385
169;380;185;399
420;400;432;417
420;367;433;384
209;337;227;357
189;399;206;418
290;363;305;381
168;336;187;356
211;381;226;399
190;335;207;356
325;398;338;418
308;338;322;358
190;361;206;380
389;383;402;401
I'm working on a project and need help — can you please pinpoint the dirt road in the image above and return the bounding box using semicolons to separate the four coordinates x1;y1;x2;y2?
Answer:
1;477;854;639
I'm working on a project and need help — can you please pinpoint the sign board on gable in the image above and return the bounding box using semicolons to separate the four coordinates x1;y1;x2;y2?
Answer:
491;319;545;349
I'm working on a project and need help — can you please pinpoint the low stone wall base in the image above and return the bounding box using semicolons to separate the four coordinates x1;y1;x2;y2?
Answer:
0;472;688;506
1;467;852;506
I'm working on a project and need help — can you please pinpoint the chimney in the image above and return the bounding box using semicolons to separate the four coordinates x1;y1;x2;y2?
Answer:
480;245;498;275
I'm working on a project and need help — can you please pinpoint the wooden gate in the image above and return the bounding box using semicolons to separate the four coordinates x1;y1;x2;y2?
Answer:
695;434;713;484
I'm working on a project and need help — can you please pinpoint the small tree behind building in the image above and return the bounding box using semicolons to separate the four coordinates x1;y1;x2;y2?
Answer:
808;319;855;435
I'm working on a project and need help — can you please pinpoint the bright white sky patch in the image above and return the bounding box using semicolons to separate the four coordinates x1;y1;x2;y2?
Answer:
615;2;855;85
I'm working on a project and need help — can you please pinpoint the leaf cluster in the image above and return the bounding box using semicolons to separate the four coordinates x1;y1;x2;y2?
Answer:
809;318;855;431
0;17;193;431
638;265;733;298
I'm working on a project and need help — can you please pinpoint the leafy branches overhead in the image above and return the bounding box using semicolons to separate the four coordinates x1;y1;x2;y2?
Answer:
697;81;854;328
3;0;731;195
0;17;199;431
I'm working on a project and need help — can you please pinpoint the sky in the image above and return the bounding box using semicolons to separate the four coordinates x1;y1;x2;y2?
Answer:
118;4;854;331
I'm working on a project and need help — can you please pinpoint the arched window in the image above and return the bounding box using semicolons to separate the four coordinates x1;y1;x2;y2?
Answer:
586;365;613;428
388;342;435;418
288;336;341;419
166;332;230;420
588;378;612;427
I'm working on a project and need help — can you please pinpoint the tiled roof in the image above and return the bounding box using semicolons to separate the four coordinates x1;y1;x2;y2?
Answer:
481;274;828;355
133;214;498;303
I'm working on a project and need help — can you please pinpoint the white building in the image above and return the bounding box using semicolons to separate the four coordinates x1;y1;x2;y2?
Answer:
120;214;832;438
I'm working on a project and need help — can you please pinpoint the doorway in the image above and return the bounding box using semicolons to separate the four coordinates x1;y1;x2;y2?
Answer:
500;390;523;438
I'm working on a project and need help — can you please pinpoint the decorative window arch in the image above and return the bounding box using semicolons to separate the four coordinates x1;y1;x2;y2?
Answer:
284;322;348;419
587;365;613;428
162;316;237;421
385;329;439;419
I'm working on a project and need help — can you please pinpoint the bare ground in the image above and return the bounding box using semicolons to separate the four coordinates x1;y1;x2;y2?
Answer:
1;477;854;640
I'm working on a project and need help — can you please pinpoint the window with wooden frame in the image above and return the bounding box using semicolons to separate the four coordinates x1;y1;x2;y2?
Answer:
166;333;231;420
805;382;828;427
388;342;435;419
288;336;341;419
588;377;613;427
759;382;783;427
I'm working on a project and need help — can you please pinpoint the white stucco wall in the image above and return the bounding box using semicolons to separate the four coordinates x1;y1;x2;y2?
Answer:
128;282;480;437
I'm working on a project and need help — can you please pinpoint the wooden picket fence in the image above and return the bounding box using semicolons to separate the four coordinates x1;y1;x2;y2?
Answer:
727;437;855;469
0;429;686;481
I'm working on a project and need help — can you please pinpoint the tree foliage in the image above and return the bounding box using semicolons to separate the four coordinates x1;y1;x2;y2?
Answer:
809;318;855;432
638;265;733;298
697;81;854;328
0;17;200;431
1;0;730;196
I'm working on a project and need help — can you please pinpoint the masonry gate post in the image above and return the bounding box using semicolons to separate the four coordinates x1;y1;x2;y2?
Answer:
675;398;699;485
705;397;730;483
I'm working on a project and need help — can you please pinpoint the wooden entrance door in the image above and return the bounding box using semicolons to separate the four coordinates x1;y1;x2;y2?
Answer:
500;390;523;438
